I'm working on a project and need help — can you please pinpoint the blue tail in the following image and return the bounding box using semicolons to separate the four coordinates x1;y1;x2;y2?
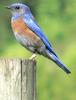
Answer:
54;57;71;74
47;52;71;74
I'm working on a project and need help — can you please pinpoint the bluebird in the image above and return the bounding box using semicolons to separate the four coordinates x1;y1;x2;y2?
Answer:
6;3;71;74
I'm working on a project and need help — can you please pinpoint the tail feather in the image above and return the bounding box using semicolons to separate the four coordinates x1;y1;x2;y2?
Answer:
47;52;71;74
54;58;71;74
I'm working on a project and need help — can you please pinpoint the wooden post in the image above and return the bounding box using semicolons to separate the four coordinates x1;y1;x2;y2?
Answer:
0;59;36;100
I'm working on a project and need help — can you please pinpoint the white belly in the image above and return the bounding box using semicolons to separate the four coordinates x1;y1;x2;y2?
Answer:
14;32;45;53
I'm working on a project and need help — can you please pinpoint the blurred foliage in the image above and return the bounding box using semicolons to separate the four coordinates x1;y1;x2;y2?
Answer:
0;0;76;100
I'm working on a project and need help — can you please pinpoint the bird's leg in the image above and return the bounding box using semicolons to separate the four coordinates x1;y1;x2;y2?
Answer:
29;54;37;60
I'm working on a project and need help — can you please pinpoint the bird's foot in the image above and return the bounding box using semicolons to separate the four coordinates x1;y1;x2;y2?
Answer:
29;54;37;60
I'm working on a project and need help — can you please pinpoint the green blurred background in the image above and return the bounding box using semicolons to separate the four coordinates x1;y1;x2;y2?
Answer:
0;0;76;100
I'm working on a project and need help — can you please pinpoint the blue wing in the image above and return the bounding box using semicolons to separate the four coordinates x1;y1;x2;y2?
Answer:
23;14;58;57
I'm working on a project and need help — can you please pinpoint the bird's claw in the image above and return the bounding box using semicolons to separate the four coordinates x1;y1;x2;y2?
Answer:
29;54;37;60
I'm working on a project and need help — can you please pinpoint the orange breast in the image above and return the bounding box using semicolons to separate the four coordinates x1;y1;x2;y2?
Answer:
11;17;43;47
11;17;28;33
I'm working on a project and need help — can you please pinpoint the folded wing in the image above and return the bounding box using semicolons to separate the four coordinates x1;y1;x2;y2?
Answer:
23;15;58;57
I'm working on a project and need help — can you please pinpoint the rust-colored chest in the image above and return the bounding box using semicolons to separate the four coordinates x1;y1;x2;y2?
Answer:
11;17;38;38
11;17;28;34
11;17;43;47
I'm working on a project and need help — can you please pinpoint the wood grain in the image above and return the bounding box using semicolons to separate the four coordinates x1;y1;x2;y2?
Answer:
0;59;36;100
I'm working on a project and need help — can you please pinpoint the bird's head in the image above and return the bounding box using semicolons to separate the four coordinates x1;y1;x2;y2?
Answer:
6;3;30;16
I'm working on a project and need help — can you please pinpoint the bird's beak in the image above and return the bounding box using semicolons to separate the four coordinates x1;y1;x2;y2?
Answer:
5;6;11;9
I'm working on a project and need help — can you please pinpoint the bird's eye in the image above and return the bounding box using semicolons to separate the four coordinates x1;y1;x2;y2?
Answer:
15;6;20;10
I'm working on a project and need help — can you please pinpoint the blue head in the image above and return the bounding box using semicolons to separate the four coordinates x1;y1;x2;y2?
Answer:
6;3;30;16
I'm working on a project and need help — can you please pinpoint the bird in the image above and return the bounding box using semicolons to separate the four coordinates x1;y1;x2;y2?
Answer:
6;3;71;74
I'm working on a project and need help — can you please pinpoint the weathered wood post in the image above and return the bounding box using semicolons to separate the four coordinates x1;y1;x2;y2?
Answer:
0;59;36;100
